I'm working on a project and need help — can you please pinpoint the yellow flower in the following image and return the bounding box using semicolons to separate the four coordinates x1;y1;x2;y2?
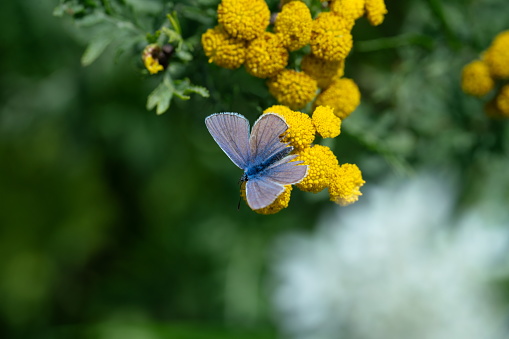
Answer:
310;12;353;62
328;163;365;206
245;32;289;78
274;1;313;51
495;84;509;116
312;106;341;138
301;54;345;89
314;78;361;119
254;185;293;214
330;0;365;23
364;0;387;26
144;55;164;74
263;105;316;149
460;60;494;97
295;145;339;193
267;70;318;110
142;44;165;74
484;30;509;79
217;0;270;41
201;26;247;69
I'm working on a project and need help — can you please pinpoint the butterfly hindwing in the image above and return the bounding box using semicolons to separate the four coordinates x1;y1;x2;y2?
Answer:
205;113;251;169
245;176;286;210
262;155;308;186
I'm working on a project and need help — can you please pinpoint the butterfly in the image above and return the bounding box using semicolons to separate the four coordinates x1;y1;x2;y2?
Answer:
205;112;308;210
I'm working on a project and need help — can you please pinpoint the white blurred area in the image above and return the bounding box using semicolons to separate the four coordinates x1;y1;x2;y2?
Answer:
270;174;509;339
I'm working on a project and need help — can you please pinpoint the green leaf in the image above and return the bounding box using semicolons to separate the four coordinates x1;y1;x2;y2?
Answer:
147;75;175;115
81;35;113;66
173;79;209;100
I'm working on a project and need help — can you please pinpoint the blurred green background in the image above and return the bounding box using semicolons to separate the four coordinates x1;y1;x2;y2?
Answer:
1;0;508;338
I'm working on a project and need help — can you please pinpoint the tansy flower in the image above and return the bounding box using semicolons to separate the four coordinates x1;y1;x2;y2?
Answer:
263;105;315;149
310;12;353;62
142;44;165;74
267;70;318;110
495;84;509;116
314;78;361;119
217;0;270;41
484;30;509;79
364;0;388;26
274;1;313;51
312;105;341;138
328;163;365;206
301;54;345;88
295;145;339;193
245;32;288;78
329;0;365;23
201;26;247;69
461;60;494;97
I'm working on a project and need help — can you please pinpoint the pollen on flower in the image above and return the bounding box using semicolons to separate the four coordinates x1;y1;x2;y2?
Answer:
495;84;509;116
295;145;339;193
263;105;316;149
364;0;388;26
201;26;247;69
461;60;494;97
301;54;345;89
310;12;353;62
329;0;365;23
267;70;318;110
484;30;509;79
328;163;365;206
245;32;288;78
312;105;341;138
274;1;313;51
217;0;270;41
314;78;361;119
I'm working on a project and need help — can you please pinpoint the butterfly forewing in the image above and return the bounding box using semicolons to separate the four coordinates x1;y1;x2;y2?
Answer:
205;113;251;169
249;113;289;166
262;155;308;185
245;177;286;210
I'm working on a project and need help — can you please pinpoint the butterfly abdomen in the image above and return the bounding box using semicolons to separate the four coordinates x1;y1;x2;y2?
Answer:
244;147;293;180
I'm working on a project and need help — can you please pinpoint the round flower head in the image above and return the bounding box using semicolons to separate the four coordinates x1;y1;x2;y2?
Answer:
267;70;318;110
495;84;509;116
301;54;345;89
274;1;312;51
310;12;353;62
364;0;388;26
329;0;365;23
245;32;288;78
461;60;494;97
312;106;341;138
484;30;509;79
263;105;315;149
328;163;365;206
217;0;270;41
201;26;247;69
314;78;361;119
295;145;339;193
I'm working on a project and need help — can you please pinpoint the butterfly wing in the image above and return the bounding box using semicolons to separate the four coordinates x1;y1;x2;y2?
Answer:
205;113;251;169
245;176;286;210
249;113;289;166
245;155;308;210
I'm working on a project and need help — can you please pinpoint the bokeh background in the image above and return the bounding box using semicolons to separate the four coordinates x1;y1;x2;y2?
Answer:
1;0;509;338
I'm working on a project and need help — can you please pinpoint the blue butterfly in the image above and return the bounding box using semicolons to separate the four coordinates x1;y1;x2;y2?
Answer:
205;112;308;210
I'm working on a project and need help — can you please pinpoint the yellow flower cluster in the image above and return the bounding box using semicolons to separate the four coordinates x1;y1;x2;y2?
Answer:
250;104;363;214
203;0;386;112
461;30;509;119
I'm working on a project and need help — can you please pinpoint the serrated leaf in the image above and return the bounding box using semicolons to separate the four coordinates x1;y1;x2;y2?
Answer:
147;77;174;115
81;35;113;66
173;79;209;100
